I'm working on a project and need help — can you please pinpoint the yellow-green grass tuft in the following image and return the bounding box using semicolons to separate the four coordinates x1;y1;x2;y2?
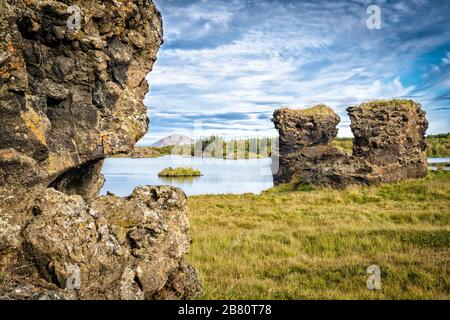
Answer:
284;104;336;116
358;99;418;111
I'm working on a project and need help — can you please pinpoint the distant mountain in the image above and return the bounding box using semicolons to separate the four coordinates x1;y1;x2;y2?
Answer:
151;134;194;147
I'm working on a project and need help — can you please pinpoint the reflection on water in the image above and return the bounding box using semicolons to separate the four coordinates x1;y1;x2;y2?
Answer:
158;176;202;185
101;156;450;196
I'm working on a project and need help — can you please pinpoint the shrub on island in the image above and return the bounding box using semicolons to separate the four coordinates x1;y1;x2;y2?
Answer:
158;167;202;177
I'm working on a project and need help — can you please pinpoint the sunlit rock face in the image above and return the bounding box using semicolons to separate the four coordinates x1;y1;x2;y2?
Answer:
0;0;202;300
22;186;200;300
0;0;162;194
272;100;429;187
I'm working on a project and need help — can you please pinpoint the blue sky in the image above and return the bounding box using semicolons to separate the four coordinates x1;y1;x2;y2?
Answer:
140;0;450;145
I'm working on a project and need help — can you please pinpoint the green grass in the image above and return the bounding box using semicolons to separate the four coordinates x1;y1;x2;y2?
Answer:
331;138;354;155
187;171;450;299
285;104;336;116
427;133;450;158
158;167;202;177
358;99;418;110
0;272;7;284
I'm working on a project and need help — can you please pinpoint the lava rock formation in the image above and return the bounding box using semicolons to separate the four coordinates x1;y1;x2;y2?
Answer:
0;0;201;300
272;100;429;187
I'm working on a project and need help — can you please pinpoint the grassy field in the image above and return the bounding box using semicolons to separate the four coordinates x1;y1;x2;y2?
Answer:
187;171;450;299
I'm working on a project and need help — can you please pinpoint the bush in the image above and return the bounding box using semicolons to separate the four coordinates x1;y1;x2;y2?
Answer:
158;167;202;177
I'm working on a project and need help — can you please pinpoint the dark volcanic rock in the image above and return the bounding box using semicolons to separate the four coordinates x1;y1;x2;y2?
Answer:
273;105;340;154
272;105;349;185
0;0;163;190
348;100;429;178
22;186;200;300
0;0;201;300
272;100;429;187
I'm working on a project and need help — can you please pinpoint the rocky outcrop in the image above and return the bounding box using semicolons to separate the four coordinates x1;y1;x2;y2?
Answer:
0;0;163;192
272;100;429;187
272;106;352;185
0;0;201;300
348;100;429;182
273;105;340;153
1;185;202;300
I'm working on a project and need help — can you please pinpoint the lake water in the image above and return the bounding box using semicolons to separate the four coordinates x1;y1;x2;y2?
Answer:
101;156;274;196
101;157;449;196
428;158;450;171
428;158;450;164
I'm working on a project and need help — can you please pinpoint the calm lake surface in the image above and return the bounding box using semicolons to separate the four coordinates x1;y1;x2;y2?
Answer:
101;156;274;196
101;157;450;196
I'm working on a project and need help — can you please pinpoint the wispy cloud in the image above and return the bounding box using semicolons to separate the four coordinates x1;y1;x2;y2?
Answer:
141;0;450;144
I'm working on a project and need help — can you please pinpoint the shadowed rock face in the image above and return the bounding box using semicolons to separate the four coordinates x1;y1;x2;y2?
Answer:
272;100;429;187
0;1;202;300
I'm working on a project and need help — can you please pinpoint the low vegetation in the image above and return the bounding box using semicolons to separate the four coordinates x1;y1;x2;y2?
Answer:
332;134;450;158
359;99;417;110
0;271;11;293
158;167;202;177
114;145;174;158
427;133;450;158
187;171;450;299
331;137;354;155
284;104;335;116
187;136;275;159
114;133;449;159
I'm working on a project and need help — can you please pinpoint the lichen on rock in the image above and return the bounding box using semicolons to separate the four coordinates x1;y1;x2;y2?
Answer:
0;0;163;192
21;186;201;300
0;0;201;300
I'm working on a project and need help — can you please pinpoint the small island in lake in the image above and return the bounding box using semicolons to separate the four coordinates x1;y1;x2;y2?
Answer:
158;167;203;177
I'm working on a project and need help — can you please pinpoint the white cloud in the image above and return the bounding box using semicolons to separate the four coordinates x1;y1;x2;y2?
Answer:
143;0;450;143
156;0;237;42
442;52;450;65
